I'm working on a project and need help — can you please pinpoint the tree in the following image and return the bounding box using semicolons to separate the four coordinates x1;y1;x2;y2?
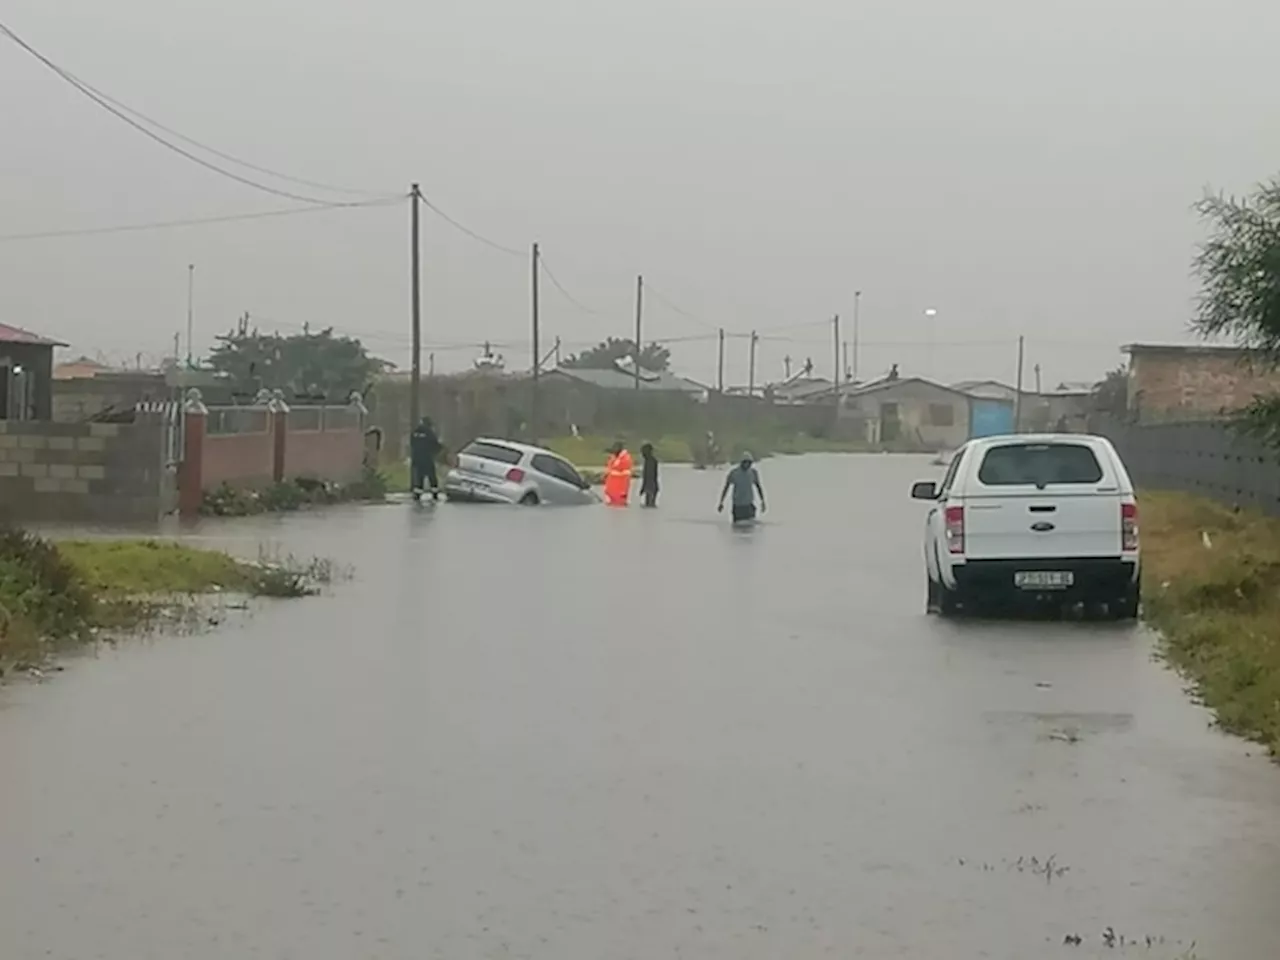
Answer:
561;337;671;372
1091;366;1129;418
207;327;383;401
1193;178;1280;443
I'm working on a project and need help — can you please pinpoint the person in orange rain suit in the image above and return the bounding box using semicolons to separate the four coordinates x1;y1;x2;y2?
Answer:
603;440;633;506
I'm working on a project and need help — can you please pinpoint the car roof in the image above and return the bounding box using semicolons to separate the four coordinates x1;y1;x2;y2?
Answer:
468;437;562;458
965;433;1111;450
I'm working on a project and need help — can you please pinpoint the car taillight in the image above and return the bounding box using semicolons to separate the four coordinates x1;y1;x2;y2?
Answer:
1121;501;1139;551
945;505;965;554
506;467;525;483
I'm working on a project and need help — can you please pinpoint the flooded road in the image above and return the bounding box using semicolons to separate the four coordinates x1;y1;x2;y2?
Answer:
4;454;1280;959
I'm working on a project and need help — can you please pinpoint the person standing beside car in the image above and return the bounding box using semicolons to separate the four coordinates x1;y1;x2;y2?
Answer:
409;417;442;501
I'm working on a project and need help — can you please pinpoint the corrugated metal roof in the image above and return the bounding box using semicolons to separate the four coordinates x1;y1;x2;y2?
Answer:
0;323;67;347
547;367;705;393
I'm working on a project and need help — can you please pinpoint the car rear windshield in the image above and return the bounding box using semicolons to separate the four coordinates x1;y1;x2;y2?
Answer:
460;441;523;465
977;443;1104;486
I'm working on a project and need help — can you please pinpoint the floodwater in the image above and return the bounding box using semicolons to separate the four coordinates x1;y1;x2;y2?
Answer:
4;455;1280;959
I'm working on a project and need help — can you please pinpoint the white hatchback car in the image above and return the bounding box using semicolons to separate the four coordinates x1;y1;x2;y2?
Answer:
444;438;598;506
911;434;1140;619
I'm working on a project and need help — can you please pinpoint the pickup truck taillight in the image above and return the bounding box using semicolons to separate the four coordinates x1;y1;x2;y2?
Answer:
1121;501;1139;551
945;505;965;554
506;467;526;483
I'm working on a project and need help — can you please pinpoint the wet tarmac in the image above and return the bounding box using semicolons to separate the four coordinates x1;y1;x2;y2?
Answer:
4;454;1280;958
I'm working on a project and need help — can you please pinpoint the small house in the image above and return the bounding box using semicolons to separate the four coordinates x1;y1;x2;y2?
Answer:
0;323;67;421
832;376;1016;449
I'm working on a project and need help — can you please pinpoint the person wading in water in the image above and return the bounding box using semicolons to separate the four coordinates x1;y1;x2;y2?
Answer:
717;452;766;523
639;442;659;508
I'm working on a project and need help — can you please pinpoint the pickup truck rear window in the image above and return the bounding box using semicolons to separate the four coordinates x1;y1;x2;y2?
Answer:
977;443;1103;486
460;441;523;465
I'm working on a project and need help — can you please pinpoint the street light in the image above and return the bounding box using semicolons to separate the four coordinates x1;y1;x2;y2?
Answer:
923;308;938;379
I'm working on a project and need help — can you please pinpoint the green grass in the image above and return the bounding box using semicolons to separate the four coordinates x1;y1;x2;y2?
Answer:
1;533;336;675
58;540;254;596
1140;491;1280;755
381;458;410;493
542;434;693;465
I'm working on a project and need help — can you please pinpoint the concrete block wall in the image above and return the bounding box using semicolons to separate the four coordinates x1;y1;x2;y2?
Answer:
0;419;168;524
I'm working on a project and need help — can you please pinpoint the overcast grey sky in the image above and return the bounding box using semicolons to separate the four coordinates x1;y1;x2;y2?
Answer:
3;0;1278;388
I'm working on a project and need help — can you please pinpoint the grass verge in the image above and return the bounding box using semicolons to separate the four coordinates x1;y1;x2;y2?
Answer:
1141;491;1280;755
1;531;335;678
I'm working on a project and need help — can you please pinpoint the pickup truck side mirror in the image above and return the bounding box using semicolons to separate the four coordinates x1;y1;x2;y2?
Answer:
910;481;939;500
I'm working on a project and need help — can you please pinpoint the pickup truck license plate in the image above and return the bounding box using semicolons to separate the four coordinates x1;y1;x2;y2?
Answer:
1015;571;1073;589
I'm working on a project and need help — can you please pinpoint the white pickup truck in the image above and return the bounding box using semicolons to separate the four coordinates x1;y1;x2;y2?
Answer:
911;434;1140;619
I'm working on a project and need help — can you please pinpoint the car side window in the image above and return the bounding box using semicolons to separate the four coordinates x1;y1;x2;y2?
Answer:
532;454;585;488
938;447;966;497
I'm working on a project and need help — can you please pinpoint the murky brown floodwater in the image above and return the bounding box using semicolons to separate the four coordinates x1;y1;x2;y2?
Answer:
4;455;1280;959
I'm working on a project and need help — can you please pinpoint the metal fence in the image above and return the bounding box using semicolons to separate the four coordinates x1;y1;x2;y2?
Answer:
1100;418;1280;515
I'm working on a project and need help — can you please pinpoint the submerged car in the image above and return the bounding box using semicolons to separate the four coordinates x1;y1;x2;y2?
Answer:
444;438;598;505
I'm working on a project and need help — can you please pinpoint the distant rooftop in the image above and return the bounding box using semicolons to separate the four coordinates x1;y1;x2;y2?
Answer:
1123;342;1261;356
0;322;67;347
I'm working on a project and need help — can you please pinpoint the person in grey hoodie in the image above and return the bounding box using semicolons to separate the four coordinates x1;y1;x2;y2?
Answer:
717;452;766;523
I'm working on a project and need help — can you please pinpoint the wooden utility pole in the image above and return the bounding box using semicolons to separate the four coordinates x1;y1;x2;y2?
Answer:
185;263;195;368
531;242;541;438
832;313;841;386
1014;335;1026;433
852;290;861;382
633;274;643;391
842;342;849;383
409;183;423;430
747;330;759;397
554;336;562;367
717;328;726;393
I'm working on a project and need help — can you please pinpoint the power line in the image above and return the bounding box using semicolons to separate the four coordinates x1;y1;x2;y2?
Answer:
643;283;719;332
539;255;609;316
45;66;397;200
0;20;377;205
419;195;525;256
0;196;403;242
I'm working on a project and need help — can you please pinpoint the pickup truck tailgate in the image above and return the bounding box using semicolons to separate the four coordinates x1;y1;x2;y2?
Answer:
964;490;1123;559
960;440;1125;560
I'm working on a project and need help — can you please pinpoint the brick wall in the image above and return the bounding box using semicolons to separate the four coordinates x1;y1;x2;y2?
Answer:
0;418;169;524
282;406;363;483
202;432;275;489
1128;347;1280;421
180;398;366;512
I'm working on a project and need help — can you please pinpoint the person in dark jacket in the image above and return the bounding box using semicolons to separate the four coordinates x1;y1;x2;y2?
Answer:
409;417;442;501
639;442;660;508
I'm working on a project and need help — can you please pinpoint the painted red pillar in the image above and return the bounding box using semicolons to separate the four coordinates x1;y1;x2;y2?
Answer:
178;389;207;519
270;392;289;484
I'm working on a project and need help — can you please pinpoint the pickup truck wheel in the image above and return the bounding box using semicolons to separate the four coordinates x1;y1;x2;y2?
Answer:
926;576;941;614
938;583;963;618
1111;583;1140;621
